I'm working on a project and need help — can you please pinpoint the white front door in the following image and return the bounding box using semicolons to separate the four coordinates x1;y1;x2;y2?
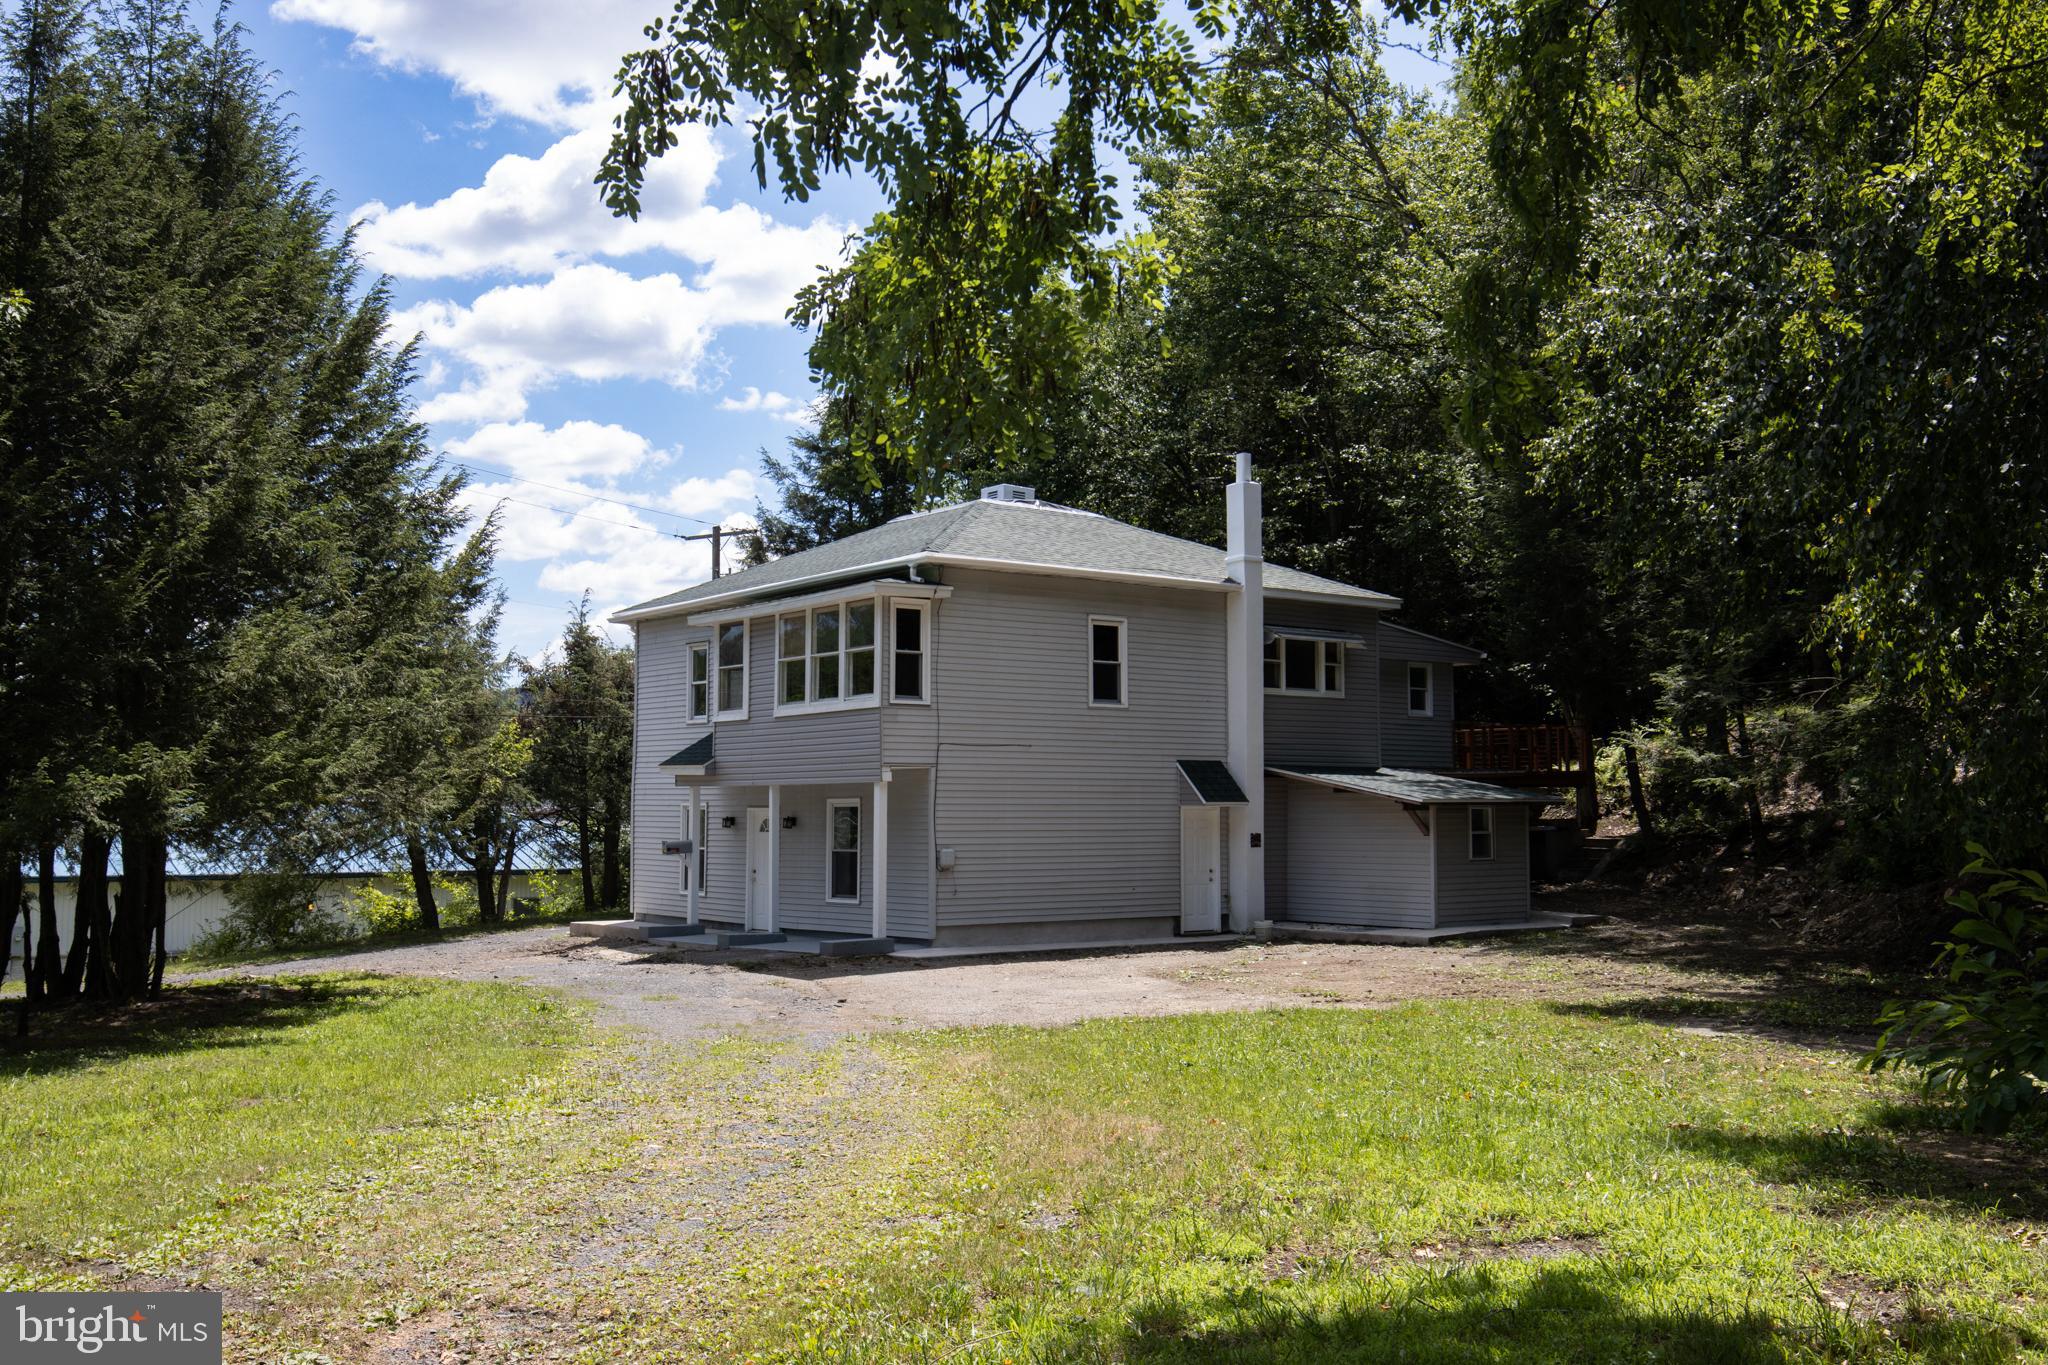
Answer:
1180;806;1222;932
745;806;771;930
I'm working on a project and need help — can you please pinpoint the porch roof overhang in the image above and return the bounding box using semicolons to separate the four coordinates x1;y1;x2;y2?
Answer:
1177;759;1250;805
1265;625;1366;647
1268;766;1555;805
683;577;953;627
660;733;715;779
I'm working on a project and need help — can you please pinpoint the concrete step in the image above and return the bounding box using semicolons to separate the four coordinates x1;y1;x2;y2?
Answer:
815;936;894;957
711;930;787;947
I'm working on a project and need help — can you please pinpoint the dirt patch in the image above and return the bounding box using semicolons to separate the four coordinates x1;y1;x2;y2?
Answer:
1265;1232;1607;1280
1817;1274;1924;1326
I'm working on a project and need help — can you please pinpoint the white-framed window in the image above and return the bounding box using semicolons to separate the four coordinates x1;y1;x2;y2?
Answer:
1408;662;1433;716
681;806;709;891
778;613;807;706
826;798;861;902
891;601;929;703
716;621;748;717
1469;806;1494;860
687;642;709;722
1265;634;1344;695
776;598;879;714
1088;616;1127;707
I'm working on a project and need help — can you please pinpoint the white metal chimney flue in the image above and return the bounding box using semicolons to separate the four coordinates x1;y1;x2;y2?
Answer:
1224;451;1265;931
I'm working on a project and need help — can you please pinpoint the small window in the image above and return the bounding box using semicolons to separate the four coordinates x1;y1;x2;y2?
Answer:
1469;806;1494;860
1088;616;1126;706
846;601;876;698
716;622;747;715
1266;633;1343;695
778;614;807;705
827;798;860;902
812;605;842;701
1408;662;1433;716
681;807;709;891
687;642;709;722
892;602;928;702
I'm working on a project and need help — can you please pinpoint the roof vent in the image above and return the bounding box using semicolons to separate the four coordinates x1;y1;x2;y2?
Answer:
980;483;1037;504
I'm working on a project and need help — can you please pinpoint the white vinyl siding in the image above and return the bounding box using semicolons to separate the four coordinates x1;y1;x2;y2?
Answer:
933;569;1223;929
1281;786;1433;928
1265;605;1383;769
1434;803;1531;925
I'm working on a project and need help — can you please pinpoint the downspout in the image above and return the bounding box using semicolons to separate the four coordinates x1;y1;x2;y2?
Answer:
1225;451;1266;932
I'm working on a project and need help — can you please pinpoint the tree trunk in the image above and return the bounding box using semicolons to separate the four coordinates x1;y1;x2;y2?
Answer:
1734;706;1766;850
496;829;516;921
471;847;497;926
1622;743;1654;834
0;856;21;991
599;794;622;911
34;841;64;1001
405;834;440;933
64;830;111;998
110;824;156;999
577;819;596;913
15;901;31;1035
148;842;167;996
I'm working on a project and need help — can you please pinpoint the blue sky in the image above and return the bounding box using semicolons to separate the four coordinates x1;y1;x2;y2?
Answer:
245;1;1448;662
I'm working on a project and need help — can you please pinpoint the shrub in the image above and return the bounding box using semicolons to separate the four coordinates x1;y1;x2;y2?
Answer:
1869;845;2048;1131
350;878;421;936
519;866;583;921
193;871;357;956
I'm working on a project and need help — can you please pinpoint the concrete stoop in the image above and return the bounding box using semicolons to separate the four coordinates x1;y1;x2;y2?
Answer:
1259;911;1599;947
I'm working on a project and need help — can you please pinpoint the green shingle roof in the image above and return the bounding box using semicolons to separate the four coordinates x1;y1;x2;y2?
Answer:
659;734;714;769
1270;767;1556;804
1178;760;1251;805
614;499;1399;621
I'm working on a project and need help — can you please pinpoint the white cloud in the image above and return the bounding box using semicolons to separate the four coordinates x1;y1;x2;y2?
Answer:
717;386;809;421
270;0;656;128
445;419;667;485
392;255;838;421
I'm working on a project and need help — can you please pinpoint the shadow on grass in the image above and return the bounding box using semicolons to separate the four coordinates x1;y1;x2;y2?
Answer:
1;976;396;1079
173;906;586;972
1545;995;1884;1048
1040;1262;2027;1363
1665;1123;2048;1224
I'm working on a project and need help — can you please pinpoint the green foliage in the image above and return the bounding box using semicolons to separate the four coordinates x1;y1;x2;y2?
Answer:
193;873;354;957
1871;848;2048;1133
519;867;583;922
349;878;421;938
519;598;632;912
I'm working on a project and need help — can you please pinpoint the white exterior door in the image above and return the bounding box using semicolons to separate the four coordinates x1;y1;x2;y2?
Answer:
1180;806;1222;932
745;806;771;930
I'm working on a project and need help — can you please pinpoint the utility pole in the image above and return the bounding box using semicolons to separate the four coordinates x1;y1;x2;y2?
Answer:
678;524;755;578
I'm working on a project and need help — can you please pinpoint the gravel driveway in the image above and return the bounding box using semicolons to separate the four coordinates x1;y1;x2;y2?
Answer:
177;913;1786;1047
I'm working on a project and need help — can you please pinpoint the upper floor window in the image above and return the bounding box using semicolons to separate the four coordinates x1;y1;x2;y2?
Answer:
893;601;929;702
1407;662;1433;716
1468;806;1494;860
776;599;878;711
1265;633;1343;695
687;642;709;722
716;622;747;716
1088;616;1127;707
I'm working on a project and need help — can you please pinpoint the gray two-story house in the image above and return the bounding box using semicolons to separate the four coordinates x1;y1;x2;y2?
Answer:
610;459;1548;951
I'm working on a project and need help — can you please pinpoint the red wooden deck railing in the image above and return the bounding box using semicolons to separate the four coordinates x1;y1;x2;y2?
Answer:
1453;723;1591;776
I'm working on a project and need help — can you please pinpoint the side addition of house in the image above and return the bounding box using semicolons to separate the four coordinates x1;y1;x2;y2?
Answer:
610;459;1552;951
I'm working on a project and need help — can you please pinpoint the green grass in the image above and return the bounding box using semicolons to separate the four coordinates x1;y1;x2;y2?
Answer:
0;974;585;1267
733;1003;2047;1363
172;901;592;971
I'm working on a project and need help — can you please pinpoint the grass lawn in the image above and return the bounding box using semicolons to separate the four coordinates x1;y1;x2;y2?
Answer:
737;1003;2047;1363
0;974;584;1275
0;976;2040;1363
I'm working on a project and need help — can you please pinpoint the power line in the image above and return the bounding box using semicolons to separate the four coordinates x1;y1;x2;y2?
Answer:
444;458;724;527
483;493;673;537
